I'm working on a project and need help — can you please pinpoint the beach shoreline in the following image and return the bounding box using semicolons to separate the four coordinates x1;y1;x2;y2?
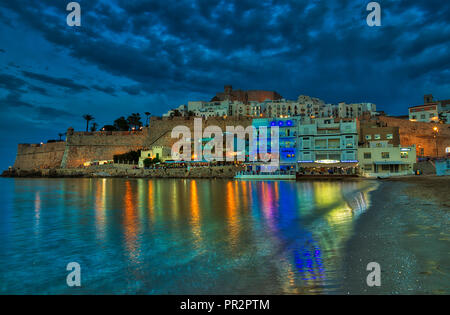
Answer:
341;177;450;294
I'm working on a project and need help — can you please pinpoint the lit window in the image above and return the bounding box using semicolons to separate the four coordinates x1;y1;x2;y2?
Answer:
365;135;372;140
375;134;381;140
381;152;390;159
401;152;408;159
386;134;393;140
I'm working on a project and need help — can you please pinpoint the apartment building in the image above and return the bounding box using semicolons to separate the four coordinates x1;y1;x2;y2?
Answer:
297;118;359;173
187;100;231;118
409;94;450;123
188;92;377;120
251;117;298;170
358;124;416;177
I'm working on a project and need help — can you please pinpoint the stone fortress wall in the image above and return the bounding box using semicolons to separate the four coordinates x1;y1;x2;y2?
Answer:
378;116;450;157
13;142;66;170
12;117;253;170
11;115;449;171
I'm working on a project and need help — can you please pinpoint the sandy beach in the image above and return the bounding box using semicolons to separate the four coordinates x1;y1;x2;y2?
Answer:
342;176;450;294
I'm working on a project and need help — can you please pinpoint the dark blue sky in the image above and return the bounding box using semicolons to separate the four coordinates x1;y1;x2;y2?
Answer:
0;0;449;169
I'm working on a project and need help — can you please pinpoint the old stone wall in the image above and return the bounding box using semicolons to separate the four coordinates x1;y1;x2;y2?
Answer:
146;116;253;148
12;117;253;170
379;116;450;157
6;165;245;179
13;142;66;170
62;130;147;168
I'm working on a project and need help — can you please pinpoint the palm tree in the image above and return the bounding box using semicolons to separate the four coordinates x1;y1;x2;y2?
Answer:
90;122;99;132
58;133;65;141
82;114;95;132
145;112;151;127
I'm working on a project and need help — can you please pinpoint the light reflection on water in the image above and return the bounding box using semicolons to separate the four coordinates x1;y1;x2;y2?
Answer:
0;178;377;294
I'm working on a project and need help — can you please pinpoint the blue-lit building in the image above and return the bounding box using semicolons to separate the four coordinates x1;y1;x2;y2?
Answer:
252;117;299;171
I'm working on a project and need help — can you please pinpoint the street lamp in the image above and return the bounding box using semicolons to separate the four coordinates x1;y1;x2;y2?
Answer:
433;126;439;157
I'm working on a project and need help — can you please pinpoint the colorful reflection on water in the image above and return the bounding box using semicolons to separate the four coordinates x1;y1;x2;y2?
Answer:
0;178;377;294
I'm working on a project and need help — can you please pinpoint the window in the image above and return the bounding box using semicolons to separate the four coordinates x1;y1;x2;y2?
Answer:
364;164;372;171
382;165;390;171
421;114;425;119
401;152;408;159
386;134;393;140
381;152;390;159
365;135;372;140
375;134;381;140
364;153;371;159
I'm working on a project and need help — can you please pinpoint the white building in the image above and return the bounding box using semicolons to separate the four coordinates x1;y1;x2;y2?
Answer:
297;118;359;172
188;100;230;118
186;94;377;119
358;145;416;177
163;104;188;117
409;94;450;123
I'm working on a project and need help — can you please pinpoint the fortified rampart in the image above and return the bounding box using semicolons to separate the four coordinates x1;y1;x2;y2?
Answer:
12;117;253;170
378;116;450;157
12;115;449;171
13;142;66;169
61;128;148;168
146;116;253;149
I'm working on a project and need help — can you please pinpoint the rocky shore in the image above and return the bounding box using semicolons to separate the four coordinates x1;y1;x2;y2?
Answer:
1;165;246;179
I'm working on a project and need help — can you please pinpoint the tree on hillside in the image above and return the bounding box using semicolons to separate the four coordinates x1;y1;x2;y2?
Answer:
90;122;99;132
82;114;95;132
114;117;130;131
170;109;182;117
127;113;143;130
102;125;118;131
145;112;151;127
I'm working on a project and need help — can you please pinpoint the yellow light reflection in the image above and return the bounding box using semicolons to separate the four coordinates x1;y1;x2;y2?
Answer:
226;181;240;250
94;179;106;240
148;180;155;223
190;180;203;249
124;181;140;263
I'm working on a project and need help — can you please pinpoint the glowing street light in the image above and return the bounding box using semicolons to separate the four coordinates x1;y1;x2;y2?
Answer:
433;126;439;157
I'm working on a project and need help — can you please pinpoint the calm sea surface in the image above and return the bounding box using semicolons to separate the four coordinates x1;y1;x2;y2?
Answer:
0;178;378;294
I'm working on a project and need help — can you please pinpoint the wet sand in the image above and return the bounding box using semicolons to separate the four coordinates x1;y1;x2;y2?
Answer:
342;177;450;294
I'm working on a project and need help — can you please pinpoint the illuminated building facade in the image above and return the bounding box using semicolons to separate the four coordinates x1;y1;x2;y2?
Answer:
409;94;450;123
297;118;359;173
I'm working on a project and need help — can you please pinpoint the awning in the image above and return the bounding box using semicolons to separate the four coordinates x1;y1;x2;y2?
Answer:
298;162;358;168
373;161;410;165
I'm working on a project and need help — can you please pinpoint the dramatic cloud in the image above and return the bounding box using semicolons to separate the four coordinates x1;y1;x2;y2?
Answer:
21;70;89;92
